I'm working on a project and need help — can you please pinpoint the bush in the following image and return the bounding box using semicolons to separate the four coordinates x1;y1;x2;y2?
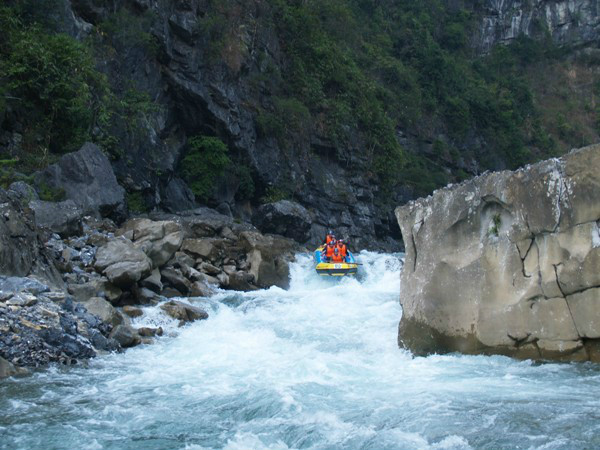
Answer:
179;136;231;202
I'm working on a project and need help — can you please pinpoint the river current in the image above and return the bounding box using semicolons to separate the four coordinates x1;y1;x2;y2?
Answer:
1;252;600;450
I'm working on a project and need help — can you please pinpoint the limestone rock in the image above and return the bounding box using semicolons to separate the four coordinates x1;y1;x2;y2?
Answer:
118;219;184;268
395;144;600;362
94;238;152;288
239;231;300;289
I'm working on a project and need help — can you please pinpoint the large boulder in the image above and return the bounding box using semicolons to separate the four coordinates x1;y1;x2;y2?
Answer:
252;200;312;243
94;237;152;288
118;218;184;267
80;297;122;327
34;142;126;221
395;143;600;362
29;199;83;237
239;231;300;289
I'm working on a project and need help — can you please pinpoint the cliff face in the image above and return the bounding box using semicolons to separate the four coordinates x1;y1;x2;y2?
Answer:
470;0;600;54
395;143;600;362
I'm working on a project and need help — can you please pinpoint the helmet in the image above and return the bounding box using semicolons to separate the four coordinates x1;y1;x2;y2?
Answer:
328;229;334;235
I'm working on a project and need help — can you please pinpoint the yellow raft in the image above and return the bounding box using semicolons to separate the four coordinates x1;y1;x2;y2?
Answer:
314;245;358;277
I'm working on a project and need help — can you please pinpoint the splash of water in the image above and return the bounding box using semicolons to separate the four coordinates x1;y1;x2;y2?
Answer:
1;252;599;450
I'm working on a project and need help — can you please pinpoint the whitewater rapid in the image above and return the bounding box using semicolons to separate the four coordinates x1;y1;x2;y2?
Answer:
1;252;600;450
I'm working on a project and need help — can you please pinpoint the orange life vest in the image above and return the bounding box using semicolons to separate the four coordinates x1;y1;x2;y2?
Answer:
337;242;347;258
326;234;335;244
331;248;344;263
325;243;335;258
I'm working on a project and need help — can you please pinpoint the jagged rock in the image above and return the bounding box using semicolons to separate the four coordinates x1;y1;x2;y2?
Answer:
119;218;184;267
239;231;300;289
252;200;312;243
109;324;141;348
160;300;208;323
81;297;122;327
0;277;49;295
94;238;152;288
395;144;600;362
140;268;163;293
34;142;126;221
29;199;83;237
160;267;191;294
8;181;38;202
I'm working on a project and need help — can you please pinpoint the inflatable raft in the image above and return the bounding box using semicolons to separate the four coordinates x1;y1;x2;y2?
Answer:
314;246;358;277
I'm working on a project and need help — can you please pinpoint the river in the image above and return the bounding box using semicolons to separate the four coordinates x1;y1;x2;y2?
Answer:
1;252;599;450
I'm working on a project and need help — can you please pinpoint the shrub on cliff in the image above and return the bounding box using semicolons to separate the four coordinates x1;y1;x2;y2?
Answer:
180;136;231;203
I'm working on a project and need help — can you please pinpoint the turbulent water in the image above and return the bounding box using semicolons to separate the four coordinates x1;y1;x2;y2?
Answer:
1;252;600;450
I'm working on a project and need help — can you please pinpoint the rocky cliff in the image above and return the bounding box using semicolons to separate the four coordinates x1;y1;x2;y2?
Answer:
396;143;600;362
468;0;600;54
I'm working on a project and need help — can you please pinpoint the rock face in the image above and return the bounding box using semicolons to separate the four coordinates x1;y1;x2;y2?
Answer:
29;199;83;237
252;200;312;243
0;189;63;287
94;237;153;288
396;143;600;362
469;0;600;55
34;142;126;222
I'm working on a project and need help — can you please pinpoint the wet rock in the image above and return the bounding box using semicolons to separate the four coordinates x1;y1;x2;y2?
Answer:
228;271;258;292
160;300;208;323
252;200;312;243
29;199;83;237
137;326;163;337
395;143;600;362
123;305;143;318
109;324;141;348
134;286;160;305
161;287;183;298
34;142;126;221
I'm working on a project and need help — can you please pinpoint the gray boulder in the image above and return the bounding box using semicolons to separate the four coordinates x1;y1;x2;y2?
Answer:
395;143;600;362
29;199;83;237
94;238;153;288
109;324;141;348
252;200;312;243
34;142;126;221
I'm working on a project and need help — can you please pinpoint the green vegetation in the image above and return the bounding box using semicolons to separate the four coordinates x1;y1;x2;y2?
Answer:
489;213;502;237
180;136;231;202
126;191;148;214
260;186;291;204
38;182;65;202
207;1;568;197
